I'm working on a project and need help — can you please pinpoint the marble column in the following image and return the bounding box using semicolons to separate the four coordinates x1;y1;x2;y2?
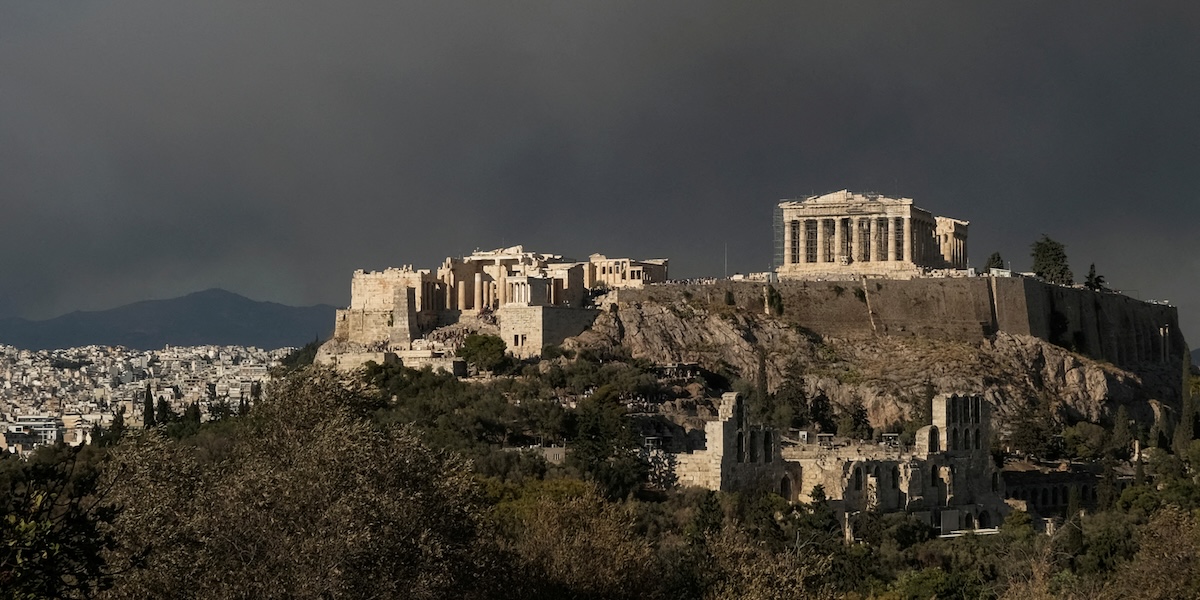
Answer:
883;218;892;260
797;221;807;263
782;219;792;264
863;218;872;261
833;218;844;263
816;219;827;263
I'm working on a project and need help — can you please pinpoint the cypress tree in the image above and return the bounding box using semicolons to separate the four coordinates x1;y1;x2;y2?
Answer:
156;397;176;424
1174;393;1196;456
143;384;155;427
1108;405;1132;460
184;402;201;426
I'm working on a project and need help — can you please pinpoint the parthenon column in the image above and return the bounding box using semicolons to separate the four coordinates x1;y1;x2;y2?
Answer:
903;217;913;264
834;219;844;263
473;273;483;310
887;217;896;261
863;218;873;261
783;219;794;265
816;219;827;263
797;221;807;263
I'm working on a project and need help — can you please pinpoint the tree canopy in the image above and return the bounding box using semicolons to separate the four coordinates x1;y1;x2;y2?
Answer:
1084;263;1107;291
985;252;1005;270
1031;235;1073;285
458;334;509;372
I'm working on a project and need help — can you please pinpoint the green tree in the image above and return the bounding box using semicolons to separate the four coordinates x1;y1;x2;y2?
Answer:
0;445;119;598
142;385;155;428
457;334;509;373
1084;263;1106;291
1108;406;1133;460
1175;392;1197;457
276;339;323;374
567;386;648;500
765;285;784;316
100;370;500;599
836;399;871;440
1063;422;1108;461
155;397;177;425
985;252;1005;270
95;407;127;448
1030;235;1073;285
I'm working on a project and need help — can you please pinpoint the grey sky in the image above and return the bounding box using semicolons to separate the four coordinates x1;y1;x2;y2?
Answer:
3;2;1200;341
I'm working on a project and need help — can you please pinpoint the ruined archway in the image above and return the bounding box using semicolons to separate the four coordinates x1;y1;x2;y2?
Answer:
780;476;792;501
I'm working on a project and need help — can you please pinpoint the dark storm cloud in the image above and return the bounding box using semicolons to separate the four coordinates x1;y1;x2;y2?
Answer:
3;2;1200;339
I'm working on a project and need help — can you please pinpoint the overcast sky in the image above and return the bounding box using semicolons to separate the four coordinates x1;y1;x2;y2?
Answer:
3;2;1200;341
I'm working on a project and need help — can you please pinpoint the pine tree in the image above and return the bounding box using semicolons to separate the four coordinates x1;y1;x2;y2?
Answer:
1030;235;1073;285
985;252;1004;270
142;384;155;428
1084;263;1107;291
101;406;127;447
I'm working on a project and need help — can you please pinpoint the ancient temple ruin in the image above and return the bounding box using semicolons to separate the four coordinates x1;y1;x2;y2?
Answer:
669;392;1008;536
774;190;969;279
316;246;668;369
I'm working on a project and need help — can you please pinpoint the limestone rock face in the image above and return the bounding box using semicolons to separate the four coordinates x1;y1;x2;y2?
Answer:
565;295;1182;431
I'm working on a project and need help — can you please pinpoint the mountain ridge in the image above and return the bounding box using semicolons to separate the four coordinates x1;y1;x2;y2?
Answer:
0;289;335;350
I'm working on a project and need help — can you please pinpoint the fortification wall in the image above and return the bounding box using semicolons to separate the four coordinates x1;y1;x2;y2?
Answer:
617;278;1185;371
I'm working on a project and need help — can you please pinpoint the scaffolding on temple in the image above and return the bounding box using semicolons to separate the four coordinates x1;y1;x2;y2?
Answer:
772;204;784;270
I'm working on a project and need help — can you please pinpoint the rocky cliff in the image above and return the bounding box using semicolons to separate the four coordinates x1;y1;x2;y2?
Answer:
564;285;1187;432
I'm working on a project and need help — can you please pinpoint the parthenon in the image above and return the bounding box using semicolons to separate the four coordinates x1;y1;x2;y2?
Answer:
774;190;968;279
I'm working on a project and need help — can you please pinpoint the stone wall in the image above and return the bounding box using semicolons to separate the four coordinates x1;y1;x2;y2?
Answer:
616;277;1186;372
673;393;802;500
499;306;600;358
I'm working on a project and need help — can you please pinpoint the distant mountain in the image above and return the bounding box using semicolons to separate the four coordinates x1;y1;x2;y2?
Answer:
0;289;335;350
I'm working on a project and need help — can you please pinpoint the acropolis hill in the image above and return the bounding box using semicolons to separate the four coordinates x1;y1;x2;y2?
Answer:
318;190;1188;426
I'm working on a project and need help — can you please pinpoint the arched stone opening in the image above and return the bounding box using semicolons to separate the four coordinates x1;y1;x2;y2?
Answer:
780;476;792;501
929;427;940;452
952;428;959;451
978;511;992;528
854;467;863;491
